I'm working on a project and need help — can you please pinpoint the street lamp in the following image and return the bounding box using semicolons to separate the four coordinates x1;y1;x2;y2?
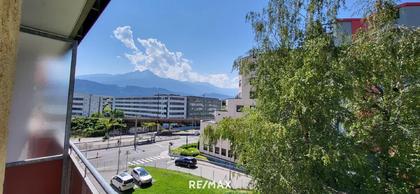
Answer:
134;116;138;150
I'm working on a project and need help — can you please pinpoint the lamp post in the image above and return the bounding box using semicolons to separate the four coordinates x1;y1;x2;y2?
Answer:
134;115;138;150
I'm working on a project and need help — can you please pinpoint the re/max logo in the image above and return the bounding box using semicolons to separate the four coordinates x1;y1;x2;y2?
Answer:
188;180;232;189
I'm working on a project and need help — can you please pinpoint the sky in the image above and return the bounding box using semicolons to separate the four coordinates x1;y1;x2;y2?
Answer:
76;0;268;89
76;0;418;89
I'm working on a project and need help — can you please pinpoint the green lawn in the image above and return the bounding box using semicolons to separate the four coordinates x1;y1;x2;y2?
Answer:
129;166;250;194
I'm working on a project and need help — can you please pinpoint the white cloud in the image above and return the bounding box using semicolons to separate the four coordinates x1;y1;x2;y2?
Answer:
113;26;238;89
113;26;138;51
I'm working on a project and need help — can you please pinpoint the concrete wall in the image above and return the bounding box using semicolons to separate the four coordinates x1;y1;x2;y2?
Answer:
0;0;21;193
397;6;420;27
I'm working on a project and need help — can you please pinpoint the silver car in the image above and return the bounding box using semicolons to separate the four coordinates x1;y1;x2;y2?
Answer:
131;167;152;185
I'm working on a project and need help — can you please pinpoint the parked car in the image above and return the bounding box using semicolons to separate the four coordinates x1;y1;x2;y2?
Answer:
110;172;135;191
131;167;153;185
175;157;197;168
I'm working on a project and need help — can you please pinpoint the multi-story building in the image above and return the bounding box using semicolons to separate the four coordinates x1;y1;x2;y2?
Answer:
113;94;187;118
186;96;222;120
335;2;420;45
199;56;257;162
71;93;113;117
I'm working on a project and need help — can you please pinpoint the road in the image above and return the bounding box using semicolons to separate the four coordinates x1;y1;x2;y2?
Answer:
83;134;198;172
75;133;252;191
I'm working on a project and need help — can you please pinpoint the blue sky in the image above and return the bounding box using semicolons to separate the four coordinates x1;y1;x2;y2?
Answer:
76;0;267;88
76;0;417;89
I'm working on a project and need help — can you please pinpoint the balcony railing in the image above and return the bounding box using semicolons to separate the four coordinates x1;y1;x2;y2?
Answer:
69;141;117;194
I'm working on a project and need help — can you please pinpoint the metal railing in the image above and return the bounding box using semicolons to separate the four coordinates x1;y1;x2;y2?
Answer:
74;136;180;151
69;141;117;194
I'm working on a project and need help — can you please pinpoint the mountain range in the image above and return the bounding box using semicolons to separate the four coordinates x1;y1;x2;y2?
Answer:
75;70;236;99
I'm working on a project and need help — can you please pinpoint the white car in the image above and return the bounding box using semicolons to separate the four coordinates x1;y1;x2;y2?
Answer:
131;167;153;185
110;172;135;191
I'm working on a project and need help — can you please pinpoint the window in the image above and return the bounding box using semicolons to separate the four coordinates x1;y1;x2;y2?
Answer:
115;177;123;183
236;105;244;112
250;105;256;109
250;91;257;99
215;146;220;154
228;150;233;158
209;145;213;152
221;148;226;156
203;144;208;151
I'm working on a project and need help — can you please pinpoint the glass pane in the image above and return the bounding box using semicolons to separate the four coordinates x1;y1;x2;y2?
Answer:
6;32;72;162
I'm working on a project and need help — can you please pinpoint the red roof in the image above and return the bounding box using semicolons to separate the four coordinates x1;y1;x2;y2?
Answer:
398;2;420;8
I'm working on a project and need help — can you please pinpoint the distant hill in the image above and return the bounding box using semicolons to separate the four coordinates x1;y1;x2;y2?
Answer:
75;79;178;96
76;70;235;98
74;79;232;99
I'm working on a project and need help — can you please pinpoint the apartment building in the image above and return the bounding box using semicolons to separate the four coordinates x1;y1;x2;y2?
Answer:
113;94;187;118
71;93;113;116
199;56;257;162
186;96;222;120
335;2;420;45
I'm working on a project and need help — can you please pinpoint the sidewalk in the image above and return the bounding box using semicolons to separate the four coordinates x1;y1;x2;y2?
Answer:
74;136;180;151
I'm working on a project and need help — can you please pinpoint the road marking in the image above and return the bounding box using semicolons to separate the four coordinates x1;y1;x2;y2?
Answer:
142;158;153;163
150;156;161;160
129;155;167;165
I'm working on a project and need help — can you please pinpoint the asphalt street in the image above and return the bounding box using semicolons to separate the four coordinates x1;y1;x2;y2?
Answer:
75;134;252;191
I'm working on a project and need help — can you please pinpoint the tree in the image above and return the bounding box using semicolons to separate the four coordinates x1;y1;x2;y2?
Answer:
205;0;419;193
71;116;126;137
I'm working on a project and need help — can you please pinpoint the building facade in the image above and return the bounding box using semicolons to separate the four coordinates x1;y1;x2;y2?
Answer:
71;93;113;117
186;96;221;120
335;2;420;45
113;94;187;118
199;56;257;162
72;93;223;120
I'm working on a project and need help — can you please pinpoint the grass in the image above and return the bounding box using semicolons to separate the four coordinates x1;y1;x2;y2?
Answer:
195;154;209;161
129;166;250;194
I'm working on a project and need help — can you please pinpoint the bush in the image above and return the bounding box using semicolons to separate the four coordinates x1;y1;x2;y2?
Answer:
171;143;200;157
180;147;200;157
179;143;198;149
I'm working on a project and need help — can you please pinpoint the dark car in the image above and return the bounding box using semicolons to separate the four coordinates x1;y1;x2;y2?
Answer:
175;157;197;168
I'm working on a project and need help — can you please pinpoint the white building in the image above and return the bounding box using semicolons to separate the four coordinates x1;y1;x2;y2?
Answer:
113;94;187;118
71;93;113;116
199;56;256;162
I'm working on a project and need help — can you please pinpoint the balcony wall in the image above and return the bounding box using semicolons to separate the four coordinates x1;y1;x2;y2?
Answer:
4;159;63;194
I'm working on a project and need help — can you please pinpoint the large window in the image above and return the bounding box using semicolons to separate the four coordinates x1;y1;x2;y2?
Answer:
215;146;220;154
221;148;226;156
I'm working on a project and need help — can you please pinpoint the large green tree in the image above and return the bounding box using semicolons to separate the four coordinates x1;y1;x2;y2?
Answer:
205;0;419;193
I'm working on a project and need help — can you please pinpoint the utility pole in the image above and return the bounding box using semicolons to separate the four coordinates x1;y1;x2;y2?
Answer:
125;150;129;171
134;115;138;150
116;116;122;174
186;134;189;145
117;147;121;174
